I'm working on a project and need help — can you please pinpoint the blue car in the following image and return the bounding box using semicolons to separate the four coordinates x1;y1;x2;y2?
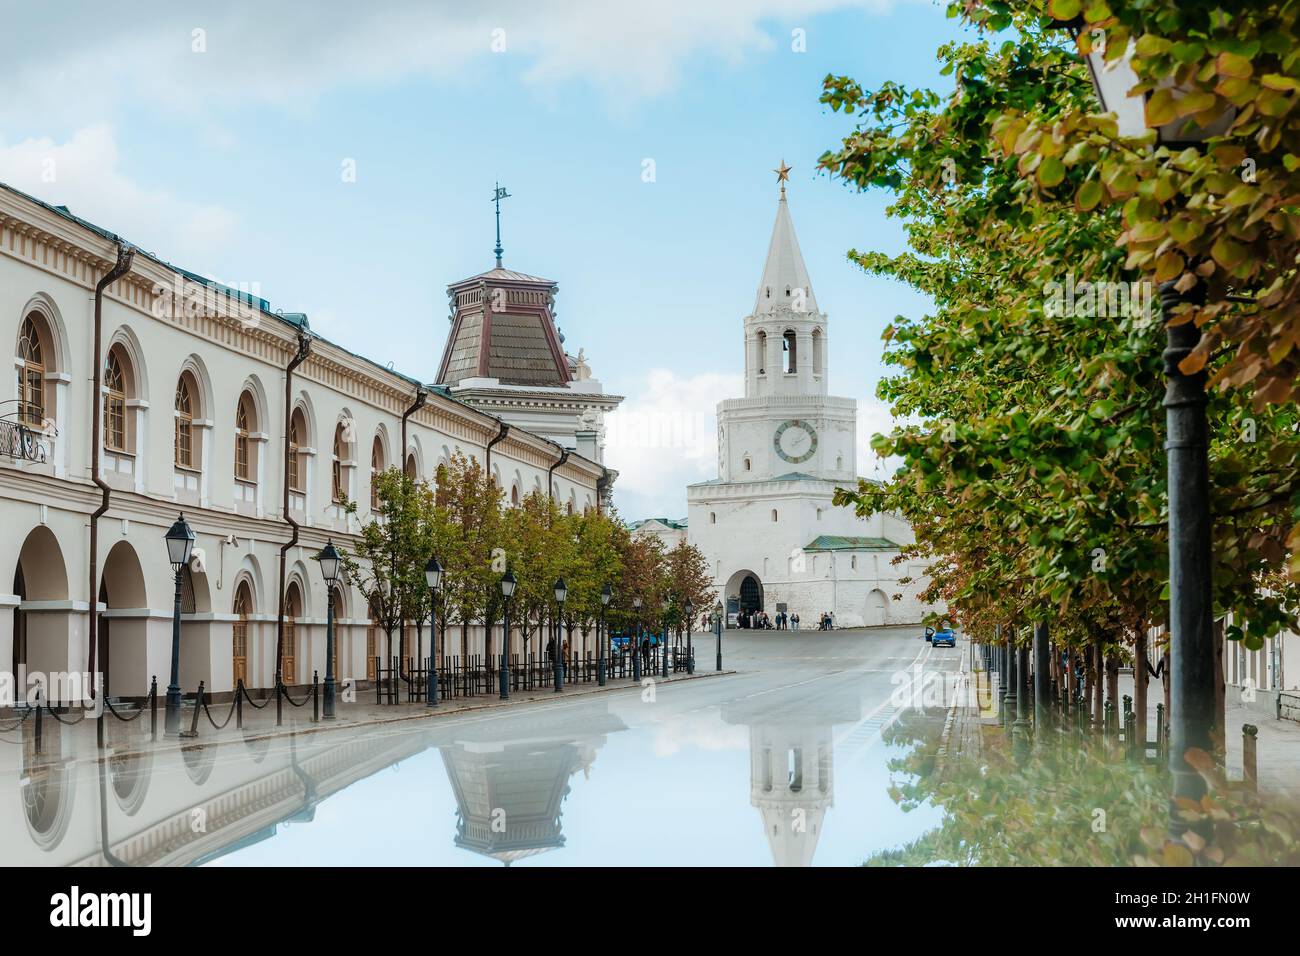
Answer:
931;627;956;648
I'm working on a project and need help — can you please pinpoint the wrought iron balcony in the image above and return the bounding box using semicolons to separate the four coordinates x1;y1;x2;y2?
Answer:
0;401;53;463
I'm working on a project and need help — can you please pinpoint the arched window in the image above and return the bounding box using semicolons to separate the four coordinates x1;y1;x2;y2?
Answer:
235;392;256;482
282;582;300;684
756;331;767;375
404;453;416;479
816;508;823;521
103;347;130;453
332;422;347;504
709;512;716;524
511;485;520;507
743;457;751;472
287;408;307;494
16;315;46;426
232;582;251;686
174;373;197;469
370;435;385;510
783;330;797;373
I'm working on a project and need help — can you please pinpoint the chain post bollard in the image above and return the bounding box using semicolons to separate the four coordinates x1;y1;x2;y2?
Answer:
150;676;158;740
180;681;204;738
236;680;244;730
1155;703;1165;761
312;671;320;722
1242;724;1258;793
276;679;283;727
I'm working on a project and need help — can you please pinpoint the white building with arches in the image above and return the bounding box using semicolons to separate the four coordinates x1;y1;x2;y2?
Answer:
0;182;614;703
681;180;938;628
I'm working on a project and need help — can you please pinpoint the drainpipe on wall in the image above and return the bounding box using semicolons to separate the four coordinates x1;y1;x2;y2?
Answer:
275;326;312;688
547;446;569;501
485;420;509;485
87;242;135;690
400;386;428;475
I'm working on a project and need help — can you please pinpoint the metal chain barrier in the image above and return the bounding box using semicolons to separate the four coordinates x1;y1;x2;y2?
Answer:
278;681;312;708
102;694;148;722
238;680;271;709
0;707;32;733
201;694;239;731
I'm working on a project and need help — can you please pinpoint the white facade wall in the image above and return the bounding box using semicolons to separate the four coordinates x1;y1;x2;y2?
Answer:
0;188;604;699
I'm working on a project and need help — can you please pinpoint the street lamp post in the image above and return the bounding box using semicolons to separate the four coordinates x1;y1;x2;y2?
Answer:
714;601;723;671
598;583;611;686
661;598;670;679
684;597;695;675
425;555;443;707
632;595;642;682
318;540;341;719
500;570;517;700
163;514;195;736
1052;20;1226;837
552;578;566;693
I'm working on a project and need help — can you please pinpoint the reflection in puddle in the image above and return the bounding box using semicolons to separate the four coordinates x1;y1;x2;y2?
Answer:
0;678;944;866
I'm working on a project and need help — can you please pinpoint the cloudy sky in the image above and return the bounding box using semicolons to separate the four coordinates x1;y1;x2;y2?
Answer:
0;0;964;519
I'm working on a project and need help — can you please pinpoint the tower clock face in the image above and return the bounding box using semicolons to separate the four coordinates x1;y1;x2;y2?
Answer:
774;419;818;464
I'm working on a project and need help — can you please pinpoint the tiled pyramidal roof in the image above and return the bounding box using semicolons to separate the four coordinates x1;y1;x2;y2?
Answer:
437;264;572;388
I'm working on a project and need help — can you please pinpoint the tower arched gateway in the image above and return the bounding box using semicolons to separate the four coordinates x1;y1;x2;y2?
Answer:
681;166;936;631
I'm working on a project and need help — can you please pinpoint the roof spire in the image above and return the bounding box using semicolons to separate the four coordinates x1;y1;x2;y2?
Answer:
754;168;816;315
492;183;511;267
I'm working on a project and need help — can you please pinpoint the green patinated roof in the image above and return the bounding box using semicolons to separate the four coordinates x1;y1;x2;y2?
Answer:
803;535;900;552
628;517;688;531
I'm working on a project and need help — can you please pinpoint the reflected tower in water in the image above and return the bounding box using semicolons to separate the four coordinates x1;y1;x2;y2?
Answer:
724;682;863;866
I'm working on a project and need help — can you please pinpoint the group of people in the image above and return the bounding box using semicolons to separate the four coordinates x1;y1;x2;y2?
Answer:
735;609;836;630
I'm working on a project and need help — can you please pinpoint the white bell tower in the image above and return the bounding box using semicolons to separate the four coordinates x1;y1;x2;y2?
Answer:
716;165;857;484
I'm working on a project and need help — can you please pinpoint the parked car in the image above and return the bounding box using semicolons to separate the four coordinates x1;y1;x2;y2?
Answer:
923;626;935;642
931;627;957;648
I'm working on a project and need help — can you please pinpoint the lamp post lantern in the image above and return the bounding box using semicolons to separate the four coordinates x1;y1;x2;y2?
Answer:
425;555;444;707
632;595;642;682
552;578;567;692
1052;19;1225;838
684;597;695;675
598;583;612;686
500;570;517;700
163;513;194;736
661;597;671;679
318;540;341;718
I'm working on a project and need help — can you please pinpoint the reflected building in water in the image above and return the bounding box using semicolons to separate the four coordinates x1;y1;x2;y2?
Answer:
723;683;865;867
440;703;627;864
0;700;626;867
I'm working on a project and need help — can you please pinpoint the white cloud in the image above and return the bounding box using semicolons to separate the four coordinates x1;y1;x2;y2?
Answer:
0;1;911;127
0;125;237;270
604;367;740;519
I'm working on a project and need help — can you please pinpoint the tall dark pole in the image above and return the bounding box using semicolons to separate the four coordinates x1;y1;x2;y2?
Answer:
323;589;336;718
632;609;642;682
165;567;183;735
1162;280;1215;836
1002;631;1016;735
598;604;607;686
685;605;694;675
1033;619;1050;738
500;597;511;700
661;606;670;679
715;612;722;671
427;588;439;707
1013;645;1031;759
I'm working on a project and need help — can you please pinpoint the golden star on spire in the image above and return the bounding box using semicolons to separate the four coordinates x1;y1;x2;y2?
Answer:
774;160;792;195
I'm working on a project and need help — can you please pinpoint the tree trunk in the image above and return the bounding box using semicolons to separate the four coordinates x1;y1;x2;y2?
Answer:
1134;624;1149;749
1092;639;1104;729
1106;651;1120;717
1212;616;1226;761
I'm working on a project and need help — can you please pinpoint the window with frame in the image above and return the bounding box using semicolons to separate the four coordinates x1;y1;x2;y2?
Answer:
287;409;306;493
235;393;254;481
104;348;128;453
370;436;384;510
332;423;346;503
16;316;45;427
174;375;195;468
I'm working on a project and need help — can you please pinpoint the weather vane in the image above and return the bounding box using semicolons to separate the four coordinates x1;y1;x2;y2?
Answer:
492;182;511;267
774;159;792;197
